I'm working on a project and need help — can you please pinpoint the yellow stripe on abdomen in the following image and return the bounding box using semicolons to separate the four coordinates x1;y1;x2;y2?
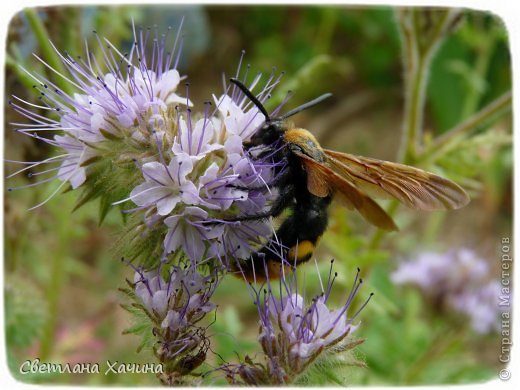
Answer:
287;240;316;263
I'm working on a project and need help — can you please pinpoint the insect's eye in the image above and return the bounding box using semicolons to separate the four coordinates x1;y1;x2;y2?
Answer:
289;144;304;154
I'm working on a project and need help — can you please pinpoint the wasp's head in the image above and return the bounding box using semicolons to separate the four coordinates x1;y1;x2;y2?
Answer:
247;118;287;147
229;77;332;147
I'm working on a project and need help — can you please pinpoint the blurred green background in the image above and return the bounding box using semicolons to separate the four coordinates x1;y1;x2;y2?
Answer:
4;5;512;385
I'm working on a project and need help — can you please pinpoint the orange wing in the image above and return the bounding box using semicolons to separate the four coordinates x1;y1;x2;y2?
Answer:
294;151;398;231
323;149;470;211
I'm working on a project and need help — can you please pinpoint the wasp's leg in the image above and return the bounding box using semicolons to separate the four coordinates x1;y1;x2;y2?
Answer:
224;183;295;223
233;213;300;282
226;164;290;192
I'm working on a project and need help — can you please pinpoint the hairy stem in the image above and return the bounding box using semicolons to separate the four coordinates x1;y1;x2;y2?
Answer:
397;9;461;163
367;9;463;249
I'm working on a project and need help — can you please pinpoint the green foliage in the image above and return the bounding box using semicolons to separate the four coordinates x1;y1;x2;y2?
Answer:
436;128;512;185
338;7;401;88
428;13;511;132
295;339;366;386
345;264;498;384
211;304;259;364
428;36;472;132
119;285;156;354
5;275;48;349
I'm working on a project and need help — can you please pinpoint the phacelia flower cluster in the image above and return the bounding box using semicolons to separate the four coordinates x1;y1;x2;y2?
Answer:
8;25;285;267
391;248;503;333
127;263;219;383
9;26;188;198
224;262;370;385
123;87;279;266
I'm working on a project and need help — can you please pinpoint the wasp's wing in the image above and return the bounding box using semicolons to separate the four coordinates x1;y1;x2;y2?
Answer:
323;149;470;210
295;151;398;231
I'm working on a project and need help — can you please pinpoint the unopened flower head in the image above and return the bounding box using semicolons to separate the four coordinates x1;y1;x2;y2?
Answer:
134;266;216;328
133;263;218;361
391;248;503;333
249;261;370;384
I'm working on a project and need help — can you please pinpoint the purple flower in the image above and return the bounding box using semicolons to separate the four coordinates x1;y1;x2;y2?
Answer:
8;21;288;269
163;207;224;263
8;25;187;203
53;133;96;189
249;262;370;384
392;248;503;333
391;248;489;293
214;93;265;140
123;69;285;264
172;115;223;159
450;280;503;334
129;154;200;215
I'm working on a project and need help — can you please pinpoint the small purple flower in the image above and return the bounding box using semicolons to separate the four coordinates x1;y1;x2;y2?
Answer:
392;248;503;334
129;154;200;216
391;248;489;293
53;133;96;190
249;262;371;384
214;93;265;140
163;206;224;263
172;115;223;160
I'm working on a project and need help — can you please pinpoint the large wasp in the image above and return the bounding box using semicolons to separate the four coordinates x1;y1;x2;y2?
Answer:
229;78;469;280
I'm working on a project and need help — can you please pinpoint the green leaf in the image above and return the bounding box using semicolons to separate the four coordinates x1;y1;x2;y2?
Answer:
427;36;472;132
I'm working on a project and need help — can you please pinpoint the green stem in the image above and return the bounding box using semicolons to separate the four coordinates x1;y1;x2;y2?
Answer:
60;8;81;56
398;9;458;164
403;326;465;384
24;8;74;95
39;198;70;359
459;16;502;121
422;211;446;246
396;9;419;163
401;55;428;163
5;53;35;92
270;54;332;106
419;91;512;163
314;7;337;55
460;43;493;120
368;9;463;250
367;200;400;250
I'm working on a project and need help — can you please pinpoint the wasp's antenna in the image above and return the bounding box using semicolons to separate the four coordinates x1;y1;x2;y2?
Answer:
281;92;333;120
229;78;271;120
